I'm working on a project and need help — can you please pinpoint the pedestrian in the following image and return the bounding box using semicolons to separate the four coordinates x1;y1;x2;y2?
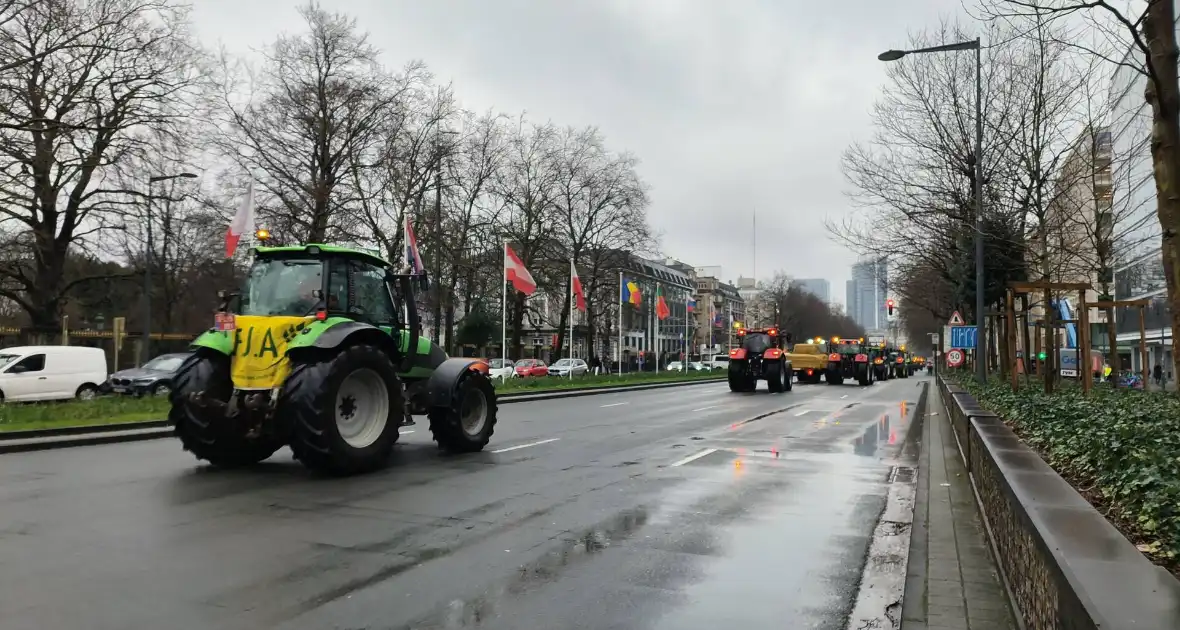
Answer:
1153;363;1163;387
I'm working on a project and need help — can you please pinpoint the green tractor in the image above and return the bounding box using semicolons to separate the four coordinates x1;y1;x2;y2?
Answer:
169;243;498;475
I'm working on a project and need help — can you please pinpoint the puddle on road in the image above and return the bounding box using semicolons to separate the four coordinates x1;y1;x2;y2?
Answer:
852;415;895;457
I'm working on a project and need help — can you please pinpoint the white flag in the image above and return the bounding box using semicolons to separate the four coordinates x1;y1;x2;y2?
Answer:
226;180;255;258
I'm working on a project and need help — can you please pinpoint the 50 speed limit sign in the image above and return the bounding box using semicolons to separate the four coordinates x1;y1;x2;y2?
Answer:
946;349;965;368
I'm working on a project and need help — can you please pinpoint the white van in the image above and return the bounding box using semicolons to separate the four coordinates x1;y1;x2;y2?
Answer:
0;346;107;402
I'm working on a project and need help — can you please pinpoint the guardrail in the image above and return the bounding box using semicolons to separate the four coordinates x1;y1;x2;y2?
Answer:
935;375;1180;630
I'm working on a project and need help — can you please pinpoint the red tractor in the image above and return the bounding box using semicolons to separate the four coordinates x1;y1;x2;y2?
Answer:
727;327;794;393
824;337;875;386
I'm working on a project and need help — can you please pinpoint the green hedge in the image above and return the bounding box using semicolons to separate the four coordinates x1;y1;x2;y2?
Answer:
951;375;1180;566
0;369;722;433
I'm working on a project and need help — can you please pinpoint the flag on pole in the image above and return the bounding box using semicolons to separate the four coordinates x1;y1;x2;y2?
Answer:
621;278;642;306
686;297;696;313
655;285;670;320
404;216;428;289
571;261;586;311
225;180;255;258
504;244;537;295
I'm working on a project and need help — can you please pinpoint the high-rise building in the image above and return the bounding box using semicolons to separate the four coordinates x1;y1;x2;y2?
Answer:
849;258;887;330
846;280;857;322
792;278;830;302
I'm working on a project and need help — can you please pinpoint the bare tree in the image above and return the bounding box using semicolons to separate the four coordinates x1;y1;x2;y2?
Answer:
493;118;560;357
754;272;864;341
437;110;508;352
980;0;1180;383
836;20;1028;325
0;0;202;329
546;126;650;357
214;1;411;243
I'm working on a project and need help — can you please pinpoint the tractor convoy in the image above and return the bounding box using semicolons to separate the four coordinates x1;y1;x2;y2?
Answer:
169;239;498;475
171;235;924;467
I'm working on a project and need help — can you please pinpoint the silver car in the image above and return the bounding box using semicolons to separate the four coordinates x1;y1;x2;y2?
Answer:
547;358;588;377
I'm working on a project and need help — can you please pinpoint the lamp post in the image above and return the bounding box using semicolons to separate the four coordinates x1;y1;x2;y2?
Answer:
879;38;985;384
429;129;459;347
143;172;198;364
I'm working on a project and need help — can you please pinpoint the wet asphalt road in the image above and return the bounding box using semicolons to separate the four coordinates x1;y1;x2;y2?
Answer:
0;376;926;630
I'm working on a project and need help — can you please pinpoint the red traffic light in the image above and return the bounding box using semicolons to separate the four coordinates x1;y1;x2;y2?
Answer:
886;299;895;315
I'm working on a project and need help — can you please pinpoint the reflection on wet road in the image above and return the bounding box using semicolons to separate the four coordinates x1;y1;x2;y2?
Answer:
0;377;926;630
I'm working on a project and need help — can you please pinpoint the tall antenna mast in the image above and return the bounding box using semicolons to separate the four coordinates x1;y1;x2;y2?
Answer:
752;207;756;282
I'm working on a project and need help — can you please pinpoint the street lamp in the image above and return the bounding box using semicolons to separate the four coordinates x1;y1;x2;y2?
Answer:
879;38;985;384
143;172;198;364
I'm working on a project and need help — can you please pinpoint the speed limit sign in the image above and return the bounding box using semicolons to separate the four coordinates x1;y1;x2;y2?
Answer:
946;349;965;368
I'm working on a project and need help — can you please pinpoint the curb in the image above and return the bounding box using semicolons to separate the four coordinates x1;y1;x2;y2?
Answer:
843;381;928;630
0;377;726;454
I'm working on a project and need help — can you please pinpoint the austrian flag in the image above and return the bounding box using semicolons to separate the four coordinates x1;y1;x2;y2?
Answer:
504;244;536;295
571;261;586;311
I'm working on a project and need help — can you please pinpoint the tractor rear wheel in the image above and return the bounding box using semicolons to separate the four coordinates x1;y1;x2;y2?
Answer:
766;361;785;393
857;365;870;386
428;368;498;453
282;344;403;475
728;363;755;392
171;351;281;467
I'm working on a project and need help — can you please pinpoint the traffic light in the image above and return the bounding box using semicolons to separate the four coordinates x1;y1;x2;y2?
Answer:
1037;351;1046;361
886;299;895;316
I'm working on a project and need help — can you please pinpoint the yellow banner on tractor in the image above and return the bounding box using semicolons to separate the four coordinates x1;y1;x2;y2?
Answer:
229;315;313;390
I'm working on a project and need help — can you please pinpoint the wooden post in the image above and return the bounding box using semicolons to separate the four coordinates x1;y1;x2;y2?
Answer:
1079;290;1092;394
1007;289;1018;391
1140;305;1149;385
1020;294;1032;385
1043;286;1054;393
1034;320;1042;380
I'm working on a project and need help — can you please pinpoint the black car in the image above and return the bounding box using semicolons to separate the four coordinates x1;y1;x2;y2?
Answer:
107;352;193;396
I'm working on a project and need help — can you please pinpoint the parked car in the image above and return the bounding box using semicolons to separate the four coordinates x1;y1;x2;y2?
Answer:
548;358;588;377
487;358;517;381
0;345;107;402
708;354;730;370
514;359;548;377
108;352;193;396
667;361;709;372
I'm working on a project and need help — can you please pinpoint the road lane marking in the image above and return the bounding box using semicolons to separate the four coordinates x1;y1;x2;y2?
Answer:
399;430;414;435
669;448;718;467
793;409;811;416
491;438;560;453
600;402;628;408
692;405;718;412
841;394;848;399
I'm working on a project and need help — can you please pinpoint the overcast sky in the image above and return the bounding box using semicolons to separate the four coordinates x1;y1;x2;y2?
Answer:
191;0;966;307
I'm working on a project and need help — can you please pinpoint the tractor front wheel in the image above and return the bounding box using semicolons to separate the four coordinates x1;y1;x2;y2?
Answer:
282;344;403;475
171;351;281;467
428;369;498;453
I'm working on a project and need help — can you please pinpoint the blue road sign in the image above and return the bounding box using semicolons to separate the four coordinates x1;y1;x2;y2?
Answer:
950;325;977;349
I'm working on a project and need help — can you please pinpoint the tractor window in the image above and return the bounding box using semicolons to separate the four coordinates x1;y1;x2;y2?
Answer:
741;333;773;353
348;261;396;324
240;259;324;316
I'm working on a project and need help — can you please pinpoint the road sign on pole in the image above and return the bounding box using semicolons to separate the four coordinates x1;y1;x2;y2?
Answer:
948;310;965;326
950;326;977;349
946;348;965;368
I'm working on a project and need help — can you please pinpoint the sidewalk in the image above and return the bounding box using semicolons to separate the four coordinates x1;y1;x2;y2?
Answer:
901;386;1016;629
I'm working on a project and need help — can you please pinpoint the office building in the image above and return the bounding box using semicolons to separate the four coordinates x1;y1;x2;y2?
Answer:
792;278;830;302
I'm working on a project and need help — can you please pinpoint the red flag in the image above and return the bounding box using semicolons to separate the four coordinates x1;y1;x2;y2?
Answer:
571;261;586;311
656;284;671;320
504;244;536;295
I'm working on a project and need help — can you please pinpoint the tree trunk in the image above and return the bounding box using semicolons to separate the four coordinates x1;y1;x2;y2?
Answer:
1143;1;1180;393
